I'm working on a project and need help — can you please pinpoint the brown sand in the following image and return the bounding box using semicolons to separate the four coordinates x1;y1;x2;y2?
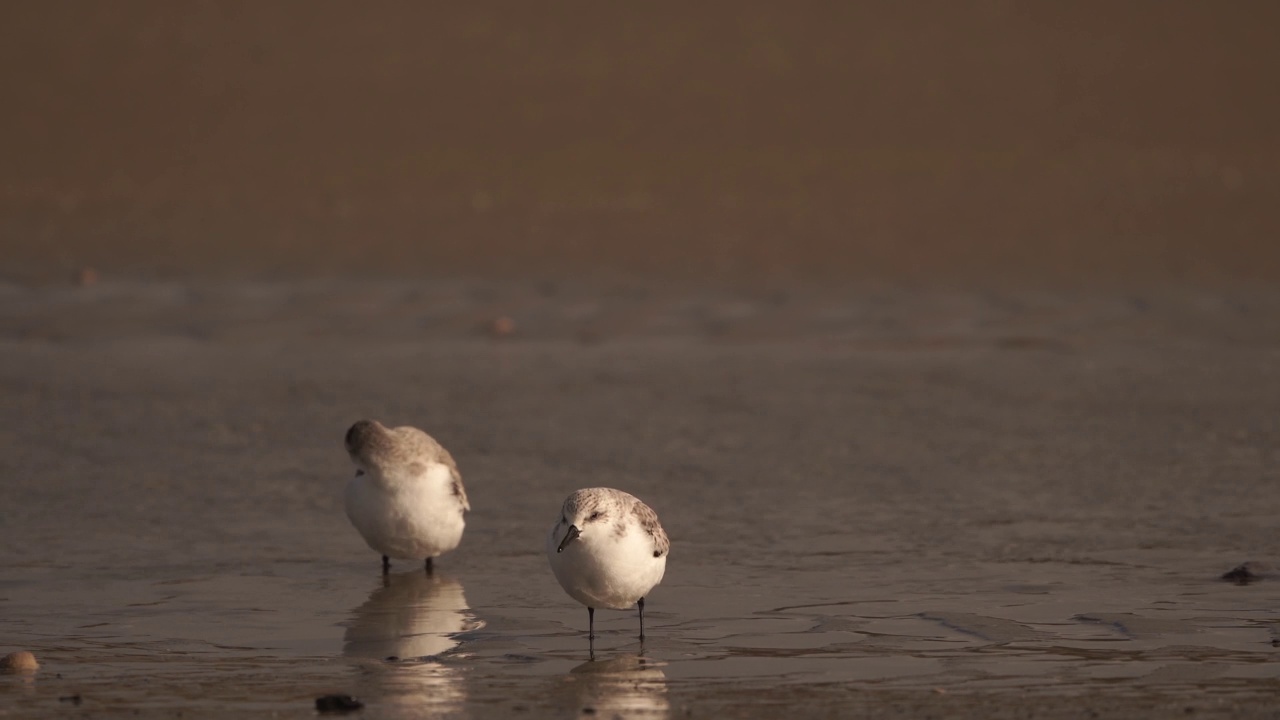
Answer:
2;2;1280;285
1;279;1278;718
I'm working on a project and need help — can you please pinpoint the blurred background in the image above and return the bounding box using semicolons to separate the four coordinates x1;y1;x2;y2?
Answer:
2;1;1278;286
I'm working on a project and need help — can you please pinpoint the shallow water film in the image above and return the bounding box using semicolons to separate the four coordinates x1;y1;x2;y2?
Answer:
2;280;1279;718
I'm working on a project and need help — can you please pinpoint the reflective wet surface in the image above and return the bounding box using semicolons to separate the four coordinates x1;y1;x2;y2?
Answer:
1;280;1279;718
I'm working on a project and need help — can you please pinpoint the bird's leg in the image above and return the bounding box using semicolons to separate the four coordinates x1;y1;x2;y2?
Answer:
588;607;596;651
424;557;433;575
381;555;390;574
638;597;646;642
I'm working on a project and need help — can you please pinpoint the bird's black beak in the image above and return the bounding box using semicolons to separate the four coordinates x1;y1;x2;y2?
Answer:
557;524;581;553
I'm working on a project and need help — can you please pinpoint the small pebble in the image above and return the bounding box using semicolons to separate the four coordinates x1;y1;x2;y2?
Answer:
490;316;516;337
315;694;364;714
1221;563;1261;585
1;651;39;673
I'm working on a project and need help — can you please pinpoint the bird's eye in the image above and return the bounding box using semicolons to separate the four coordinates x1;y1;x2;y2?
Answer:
587;511;602;522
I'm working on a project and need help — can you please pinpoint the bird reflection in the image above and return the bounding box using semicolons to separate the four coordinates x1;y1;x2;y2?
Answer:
569;654;670;717
343;571;481;713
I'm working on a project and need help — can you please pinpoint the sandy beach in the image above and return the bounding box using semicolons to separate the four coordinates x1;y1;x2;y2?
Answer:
1;279;1278;718
2;3;1279;717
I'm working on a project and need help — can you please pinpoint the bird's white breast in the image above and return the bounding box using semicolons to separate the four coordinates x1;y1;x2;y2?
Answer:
345;461;465;560
547;519;666;610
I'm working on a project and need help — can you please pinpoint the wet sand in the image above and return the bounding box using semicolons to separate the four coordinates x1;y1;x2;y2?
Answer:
1;279;1278;718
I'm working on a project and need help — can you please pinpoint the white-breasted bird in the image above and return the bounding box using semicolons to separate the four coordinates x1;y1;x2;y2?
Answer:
344;419;469;573
547;487;669;652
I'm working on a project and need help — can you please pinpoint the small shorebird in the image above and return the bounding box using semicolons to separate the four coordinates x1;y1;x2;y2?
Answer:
344;420;469;573
546;488;669;653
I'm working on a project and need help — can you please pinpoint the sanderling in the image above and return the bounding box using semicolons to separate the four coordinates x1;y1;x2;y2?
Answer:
546;488;669;652
344;420;469;573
